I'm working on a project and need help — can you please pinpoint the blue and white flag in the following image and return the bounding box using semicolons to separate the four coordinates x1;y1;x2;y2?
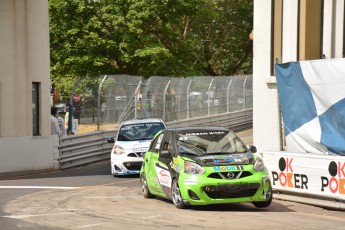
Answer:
275;58;345;155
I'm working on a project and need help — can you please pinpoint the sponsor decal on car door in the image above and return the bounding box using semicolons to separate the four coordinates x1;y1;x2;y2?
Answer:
147;154;165;195
154;162;172;196
155;163;172;188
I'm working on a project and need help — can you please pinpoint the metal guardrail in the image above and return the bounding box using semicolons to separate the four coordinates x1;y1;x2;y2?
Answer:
58;109;253;169
167;109;253;131
59;130;115;169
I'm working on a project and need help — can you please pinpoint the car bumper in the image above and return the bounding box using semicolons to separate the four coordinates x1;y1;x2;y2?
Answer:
179;171;271;205
111;157;143;176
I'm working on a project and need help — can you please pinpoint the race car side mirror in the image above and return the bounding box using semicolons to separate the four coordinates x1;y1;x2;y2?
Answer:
107;137;115;143
248;145;257;153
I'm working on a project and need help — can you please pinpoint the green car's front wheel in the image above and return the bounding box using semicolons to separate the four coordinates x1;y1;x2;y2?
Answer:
141;173;154;198
171;179;188;209
252;184;273;208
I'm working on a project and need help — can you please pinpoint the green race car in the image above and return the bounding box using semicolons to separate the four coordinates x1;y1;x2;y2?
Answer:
140;126;272;209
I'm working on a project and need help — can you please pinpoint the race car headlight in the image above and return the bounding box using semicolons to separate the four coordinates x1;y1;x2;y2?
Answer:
113;145;126;155
184;161;205;175
253;157;266;171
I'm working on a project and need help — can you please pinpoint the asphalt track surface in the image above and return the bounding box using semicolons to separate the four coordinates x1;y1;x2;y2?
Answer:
0;130;344;230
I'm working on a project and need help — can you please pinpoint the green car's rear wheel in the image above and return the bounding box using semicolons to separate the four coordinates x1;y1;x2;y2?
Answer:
141;173;154;198
171;179;188;209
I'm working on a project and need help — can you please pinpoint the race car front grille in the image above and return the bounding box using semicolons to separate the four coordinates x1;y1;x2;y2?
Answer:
202;183;260;199
127;152;145;157
123;161;142;171
208;171;252;180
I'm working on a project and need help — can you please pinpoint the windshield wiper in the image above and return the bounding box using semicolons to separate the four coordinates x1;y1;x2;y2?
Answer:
206;152;235;155
137;138;152;141
179;152;200;156
117;135;130;141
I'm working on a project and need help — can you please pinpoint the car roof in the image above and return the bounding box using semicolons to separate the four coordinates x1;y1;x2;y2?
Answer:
165;126;230;133
120;118;165;126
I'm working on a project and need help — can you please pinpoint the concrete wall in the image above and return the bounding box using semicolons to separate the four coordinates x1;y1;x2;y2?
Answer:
0;136;59;173
0;0;57;173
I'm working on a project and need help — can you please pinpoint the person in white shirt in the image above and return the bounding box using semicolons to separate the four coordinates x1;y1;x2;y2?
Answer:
57;113;67;136
51;107;61;136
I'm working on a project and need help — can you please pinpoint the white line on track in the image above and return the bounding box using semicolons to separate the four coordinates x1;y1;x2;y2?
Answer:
2;212;73;219
142;215;162;219
0;186;79;190
83;196;138;199
75;223;105;229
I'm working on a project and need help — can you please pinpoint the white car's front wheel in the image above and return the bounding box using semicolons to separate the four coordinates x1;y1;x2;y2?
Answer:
110;164;116;177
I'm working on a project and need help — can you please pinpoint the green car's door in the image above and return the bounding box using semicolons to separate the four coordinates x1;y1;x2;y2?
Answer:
146;132;166;196
155;131;175;197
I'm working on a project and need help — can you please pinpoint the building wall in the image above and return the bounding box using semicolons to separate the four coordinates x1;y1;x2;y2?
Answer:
0;136;59;173
299;0;322;60
0;0;58;173
253;0;281;152
253;0;345;152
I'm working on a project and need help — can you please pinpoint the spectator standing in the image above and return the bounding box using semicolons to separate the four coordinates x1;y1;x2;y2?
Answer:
57;113;67;136
65;100;73;134
74;101;81;124
51;107;61;136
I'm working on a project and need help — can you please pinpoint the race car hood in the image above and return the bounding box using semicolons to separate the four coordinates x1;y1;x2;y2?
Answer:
114;140;152;154
185;152;255;166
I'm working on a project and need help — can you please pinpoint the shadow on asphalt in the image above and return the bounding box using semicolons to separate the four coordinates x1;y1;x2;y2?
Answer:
0;160;125;180
152;196;293;213
190;201;292;212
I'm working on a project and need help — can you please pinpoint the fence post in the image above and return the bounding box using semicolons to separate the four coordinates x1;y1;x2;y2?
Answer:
243;75;248;110
227;77;233;113
97;75;107;130
186;79;193;119
207;78;214;116
163;80;171;121
134;81;142;119
68;78;83;135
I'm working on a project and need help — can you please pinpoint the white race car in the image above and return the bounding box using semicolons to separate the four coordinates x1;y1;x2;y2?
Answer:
109;118;166;176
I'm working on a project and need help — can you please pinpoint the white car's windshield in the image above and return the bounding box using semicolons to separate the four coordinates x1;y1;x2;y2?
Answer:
176;130;247;156
118;122;165;141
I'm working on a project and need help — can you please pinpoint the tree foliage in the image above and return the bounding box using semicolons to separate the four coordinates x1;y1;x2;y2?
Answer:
49;0;253;95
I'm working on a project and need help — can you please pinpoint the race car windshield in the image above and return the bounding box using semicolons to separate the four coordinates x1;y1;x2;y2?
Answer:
117;123;165;141
176;131;247;156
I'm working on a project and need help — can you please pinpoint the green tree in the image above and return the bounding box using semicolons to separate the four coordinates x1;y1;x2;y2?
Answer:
49;0;253;95
190;0;253;75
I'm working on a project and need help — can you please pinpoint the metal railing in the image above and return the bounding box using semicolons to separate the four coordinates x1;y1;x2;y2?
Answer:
58;109;253;169
55;75;252;132
59;130;115;169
